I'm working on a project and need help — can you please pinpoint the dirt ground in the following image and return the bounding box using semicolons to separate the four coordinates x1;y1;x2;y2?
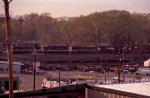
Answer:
0;71;99;91
0;73;44;91
1;71;132;91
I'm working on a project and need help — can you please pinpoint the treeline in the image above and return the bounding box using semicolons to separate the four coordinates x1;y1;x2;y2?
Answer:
0;10;150;48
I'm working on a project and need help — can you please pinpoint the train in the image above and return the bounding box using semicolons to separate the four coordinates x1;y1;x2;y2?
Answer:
11;45;150;55
11;45;118;54
0;41;149;54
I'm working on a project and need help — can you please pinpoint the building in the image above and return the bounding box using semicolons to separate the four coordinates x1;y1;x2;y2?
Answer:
0;61;24;73
0;14;5;23
0;76;19;93
144;58;150;67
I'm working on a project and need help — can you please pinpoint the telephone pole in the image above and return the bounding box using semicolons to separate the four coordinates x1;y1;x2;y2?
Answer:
3;0;14;98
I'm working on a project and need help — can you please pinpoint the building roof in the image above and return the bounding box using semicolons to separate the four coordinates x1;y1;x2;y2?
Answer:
95;82;150;96
99;43;111;46
144;58;150;62
0;76;19;80
0;14;5;17
0;61;24;65
0;84;86;98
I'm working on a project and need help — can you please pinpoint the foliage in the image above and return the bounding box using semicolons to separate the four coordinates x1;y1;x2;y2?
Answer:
0;10;150;47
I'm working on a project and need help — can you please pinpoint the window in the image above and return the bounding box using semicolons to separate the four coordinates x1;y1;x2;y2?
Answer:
13;81;17;90
4;81;9;90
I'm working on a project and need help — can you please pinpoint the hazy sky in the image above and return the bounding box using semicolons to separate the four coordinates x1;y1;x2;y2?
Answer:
0;0;150;17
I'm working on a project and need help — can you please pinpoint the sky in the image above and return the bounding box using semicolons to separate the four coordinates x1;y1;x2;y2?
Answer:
0;0;150;17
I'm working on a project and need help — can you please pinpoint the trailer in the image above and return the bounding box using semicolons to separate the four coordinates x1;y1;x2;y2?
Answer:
136;68;150;75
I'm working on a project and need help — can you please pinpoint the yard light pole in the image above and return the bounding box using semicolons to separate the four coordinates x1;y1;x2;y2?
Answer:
117;49;121;83
104;69;107;84
104;59;107;84
98;47;103;82
33;46;37;90
118;58;122;83
58;64;60;86
122;47;125;82
3;0;14;98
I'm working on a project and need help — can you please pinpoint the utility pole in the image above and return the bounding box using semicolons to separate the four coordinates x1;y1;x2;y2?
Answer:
3;0;14;98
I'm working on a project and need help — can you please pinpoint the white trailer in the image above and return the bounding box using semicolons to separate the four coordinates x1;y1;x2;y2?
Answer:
136;68;150;75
